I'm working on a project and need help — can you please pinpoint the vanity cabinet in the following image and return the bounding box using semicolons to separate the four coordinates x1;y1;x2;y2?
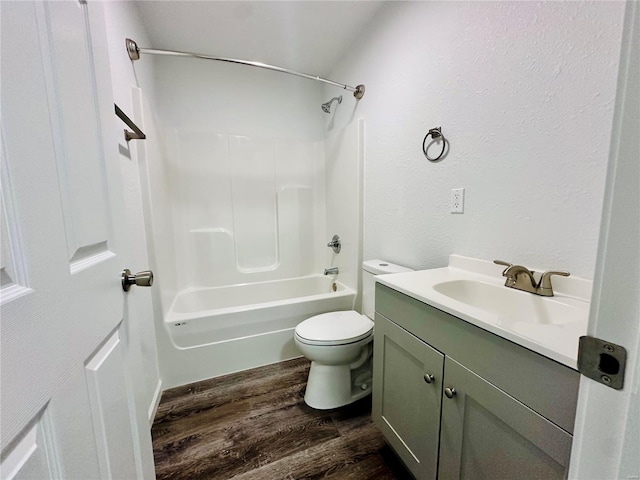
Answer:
372;284;580;480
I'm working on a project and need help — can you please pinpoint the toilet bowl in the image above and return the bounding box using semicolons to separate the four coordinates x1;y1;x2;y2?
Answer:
294;260;413;409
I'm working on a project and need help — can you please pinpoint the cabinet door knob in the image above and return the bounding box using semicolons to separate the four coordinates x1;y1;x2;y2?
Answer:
444;387;457;398
423;373;435;384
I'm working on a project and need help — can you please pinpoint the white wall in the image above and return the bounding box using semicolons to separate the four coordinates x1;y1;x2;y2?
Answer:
326;1;626;278
102;0;161;433
155;57;325;139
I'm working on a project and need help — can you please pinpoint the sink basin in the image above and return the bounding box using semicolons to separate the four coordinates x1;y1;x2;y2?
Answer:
374;255;593;369
432;279;586;327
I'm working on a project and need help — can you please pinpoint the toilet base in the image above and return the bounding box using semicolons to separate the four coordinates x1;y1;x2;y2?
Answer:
303;358;372;410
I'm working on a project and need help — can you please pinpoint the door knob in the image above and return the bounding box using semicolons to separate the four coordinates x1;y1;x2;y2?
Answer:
423;373;435;384
121;269;154;292
444;387;457;398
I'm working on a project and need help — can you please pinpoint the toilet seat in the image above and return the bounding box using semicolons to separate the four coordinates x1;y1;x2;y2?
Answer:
295;311;373;346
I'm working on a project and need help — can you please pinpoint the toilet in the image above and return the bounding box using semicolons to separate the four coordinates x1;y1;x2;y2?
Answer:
294;259;413;409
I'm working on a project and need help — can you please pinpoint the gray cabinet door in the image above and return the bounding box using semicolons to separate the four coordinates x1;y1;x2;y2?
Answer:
439;357;573;480
373;315;444;480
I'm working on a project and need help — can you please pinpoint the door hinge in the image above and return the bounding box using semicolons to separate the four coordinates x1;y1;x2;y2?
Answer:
577;336;627;390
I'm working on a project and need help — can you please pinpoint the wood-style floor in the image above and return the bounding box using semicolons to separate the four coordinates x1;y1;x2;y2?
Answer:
152;357;412;480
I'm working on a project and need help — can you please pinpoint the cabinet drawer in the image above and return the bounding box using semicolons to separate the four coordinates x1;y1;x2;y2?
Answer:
376;284;580;433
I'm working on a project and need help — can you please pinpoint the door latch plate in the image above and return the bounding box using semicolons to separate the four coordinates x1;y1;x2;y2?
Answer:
577;336;627;390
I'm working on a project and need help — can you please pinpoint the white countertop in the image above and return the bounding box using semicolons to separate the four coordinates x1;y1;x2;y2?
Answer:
375;255;592;370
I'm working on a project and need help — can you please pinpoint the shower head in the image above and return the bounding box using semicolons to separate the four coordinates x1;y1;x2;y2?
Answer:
321;95;343;113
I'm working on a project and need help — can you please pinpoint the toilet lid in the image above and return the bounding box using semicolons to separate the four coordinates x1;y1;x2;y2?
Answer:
295;311;373;345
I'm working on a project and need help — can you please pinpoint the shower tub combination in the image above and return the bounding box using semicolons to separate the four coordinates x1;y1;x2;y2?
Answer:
132;65;365;387
158;275;355;388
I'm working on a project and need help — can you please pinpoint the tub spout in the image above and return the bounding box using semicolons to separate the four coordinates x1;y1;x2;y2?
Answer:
324;267;339;275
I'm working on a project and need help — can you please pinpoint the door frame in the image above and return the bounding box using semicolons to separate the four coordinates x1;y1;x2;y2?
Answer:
569;2;639;478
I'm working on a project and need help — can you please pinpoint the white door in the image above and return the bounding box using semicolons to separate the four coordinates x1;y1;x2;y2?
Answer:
569;2;639;478
1;1;151;478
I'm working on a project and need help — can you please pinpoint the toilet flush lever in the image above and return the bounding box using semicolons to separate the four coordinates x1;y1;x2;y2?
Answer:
121;269;154;292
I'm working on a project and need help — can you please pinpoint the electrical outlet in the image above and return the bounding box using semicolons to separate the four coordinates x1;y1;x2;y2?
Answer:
451;188;465;213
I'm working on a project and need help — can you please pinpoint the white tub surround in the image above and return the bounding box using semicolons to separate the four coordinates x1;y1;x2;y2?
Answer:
163;131;327;291
376;255;592;369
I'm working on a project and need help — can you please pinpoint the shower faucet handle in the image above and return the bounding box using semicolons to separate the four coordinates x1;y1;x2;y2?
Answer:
327;234;341;254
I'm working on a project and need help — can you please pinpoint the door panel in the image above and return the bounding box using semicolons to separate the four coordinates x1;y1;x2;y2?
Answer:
1;410;62;480
40;1;113;268
85;329;137;479
0;141;30;300
439;357;573;480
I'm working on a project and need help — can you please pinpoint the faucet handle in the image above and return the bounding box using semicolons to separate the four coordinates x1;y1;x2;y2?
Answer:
493;260;513;275
538;270;570;292
327;234;341;254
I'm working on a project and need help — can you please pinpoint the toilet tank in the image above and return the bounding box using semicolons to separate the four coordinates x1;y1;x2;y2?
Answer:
362;259;413;320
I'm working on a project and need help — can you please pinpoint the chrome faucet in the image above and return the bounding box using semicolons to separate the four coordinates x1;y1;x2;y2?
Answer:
324;267;339;275
327;234;341;254
494;260;569;297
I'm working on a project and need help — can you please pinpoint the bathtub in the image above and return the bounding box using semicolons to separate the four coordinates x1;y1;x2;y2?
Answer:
158;275;356;387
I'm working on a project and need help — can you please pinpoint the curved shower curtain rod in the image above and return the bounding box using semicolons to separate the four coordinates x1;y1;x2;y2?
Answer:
126;38;365;100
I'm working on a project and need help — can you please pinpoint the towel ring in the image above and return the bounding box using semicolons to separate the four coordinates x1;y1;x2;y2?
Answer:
422;127;446;162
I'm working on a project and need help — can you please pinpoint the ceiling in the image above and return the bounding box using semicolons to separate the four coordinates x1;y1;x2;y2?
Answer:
134;1;385;77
